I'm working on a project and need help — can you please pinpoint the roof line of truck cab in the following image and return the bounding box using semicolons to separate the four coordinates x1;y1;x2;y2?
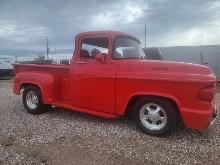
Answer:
73;31;141;61
75;31;140;43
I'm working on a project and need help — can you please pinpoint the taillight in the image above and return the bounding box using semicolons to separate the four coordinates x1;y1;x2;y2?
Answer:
197;84;216;102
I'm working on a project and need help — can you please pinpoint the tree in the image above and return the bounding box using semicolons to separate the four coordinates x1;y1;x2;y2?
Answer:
35;55;46;62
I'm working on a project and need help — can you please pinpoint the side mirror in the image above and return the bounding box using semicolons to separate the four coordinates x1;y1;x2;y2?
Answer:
95;53;107;64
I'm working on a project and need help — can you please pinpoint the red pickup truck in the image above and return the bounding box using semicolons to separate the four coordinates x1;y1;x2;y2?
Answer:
13;31;217;136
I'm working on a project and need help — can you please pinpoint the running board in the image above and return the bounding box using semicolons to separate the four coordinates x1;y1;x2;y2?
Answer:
52;101;119;119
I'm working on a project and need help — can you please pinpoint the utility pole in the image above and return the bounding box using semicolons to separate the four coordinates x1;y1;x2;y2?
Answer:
46;37;49;60
200;46;203;64
144;24;147;48
15;56;17;63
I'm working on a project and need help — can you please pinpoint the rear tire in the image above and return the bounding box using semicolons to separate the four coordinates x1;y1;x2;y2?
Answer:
133;97;177;136
22;86;49;115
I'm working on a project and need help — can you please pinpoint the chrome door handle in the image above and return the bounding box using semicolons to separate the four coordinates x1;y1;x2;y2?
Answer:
76;61;86;64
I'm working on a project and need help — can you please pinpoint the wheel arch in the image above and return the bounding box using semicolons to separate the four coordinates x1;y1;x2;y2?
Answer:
20;82;45;102
20;83;42;92
124;93;182;121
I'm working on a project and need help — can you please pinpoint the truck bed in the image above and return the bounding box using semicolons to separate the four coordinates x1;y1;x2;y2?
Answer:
13;63;70;74
13;63;71;102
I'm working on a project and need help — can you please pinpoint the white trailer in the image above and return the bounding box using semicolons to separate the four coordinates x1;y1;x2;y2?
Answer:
159;45;220;81
0;55;16;76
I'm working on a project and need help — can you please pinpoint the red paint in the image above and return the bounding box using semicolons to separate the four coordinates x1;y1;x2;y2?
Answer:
13;31;217;131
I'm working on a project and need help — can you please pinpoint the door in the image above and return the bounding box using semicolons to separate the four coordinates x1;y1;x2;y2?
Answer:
71;36;117;114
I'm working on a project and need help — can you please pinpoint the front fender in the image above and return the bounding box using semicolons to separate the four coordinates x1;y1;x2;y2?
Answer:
117;91;183;116
14;71;57;104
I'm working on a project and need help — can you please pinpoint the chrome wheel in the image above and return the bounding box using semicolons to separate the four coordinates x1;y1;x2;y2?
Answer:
26;90;39;109
139;103;167;130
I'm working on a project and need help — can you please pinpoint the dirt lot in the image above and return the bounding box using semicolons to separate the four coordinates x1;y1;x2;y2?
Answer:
0;80;220;165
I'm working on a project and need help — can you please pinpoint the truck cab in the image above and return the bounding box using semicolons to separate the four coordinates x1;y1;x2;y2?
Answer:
13;31;217;136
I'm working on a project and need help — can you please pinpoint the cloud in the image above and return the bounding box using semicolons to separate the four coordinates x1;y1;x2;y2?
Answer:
90;3;148;27
151;20;220;47
0;0;219;49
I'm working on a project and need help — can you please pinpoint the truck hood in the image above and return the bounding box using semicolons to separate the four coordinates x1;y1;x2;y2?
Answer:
129;60;213;75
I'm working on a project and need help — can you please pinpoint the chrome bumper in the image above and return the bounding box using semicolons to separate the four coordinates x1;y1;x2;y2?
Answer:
210;105;218;125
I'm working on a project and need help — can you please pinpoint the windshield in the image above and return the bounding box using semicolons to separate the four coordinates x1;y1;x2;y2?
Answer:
113;37;146;59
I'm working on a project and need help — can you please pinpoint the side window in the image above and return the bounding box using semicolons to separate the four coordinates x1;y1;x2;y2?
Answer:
80;37;109;60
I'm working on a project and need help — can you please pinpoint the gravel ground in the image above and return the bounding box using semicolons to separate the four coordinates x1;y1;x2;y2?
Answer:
0;80;220;165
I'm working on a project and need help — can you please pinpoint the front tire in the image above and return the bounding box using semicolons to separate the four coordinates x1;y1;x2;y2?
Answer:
22;86;49;115
133;97;177;136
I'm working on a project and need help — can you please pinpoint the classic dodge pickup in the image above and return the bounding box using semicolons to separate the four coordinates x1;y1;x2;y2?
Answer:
13;31;217;136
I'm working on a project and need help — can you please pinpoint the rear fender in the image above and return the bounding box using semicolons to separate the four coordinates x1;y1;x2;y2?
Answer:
14;72;57;104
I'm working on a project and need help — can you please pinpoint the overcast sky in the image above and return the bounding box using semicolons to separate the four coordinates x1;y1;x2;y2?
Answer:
0;0;220;49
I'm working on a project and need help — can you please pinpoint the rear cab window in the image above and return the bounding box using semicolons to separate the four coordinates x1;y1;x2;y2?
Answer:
80;37;109;60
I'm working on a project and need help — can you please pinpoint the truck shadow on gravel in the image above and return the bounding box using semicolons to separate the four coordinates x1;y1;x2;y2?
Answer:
44;106;216;140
